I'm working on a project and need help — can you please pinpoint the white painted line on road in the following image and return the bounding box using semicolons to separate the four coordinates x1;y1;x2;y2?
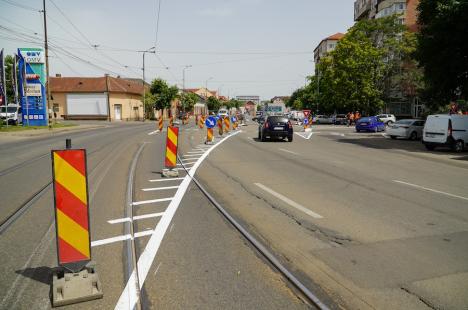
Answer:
186;151;204;154
254;183;323;219
132;197;173;206
279;148;299;155
147;130;160;136
91;230;154;247
115;130;242;310
142;186;179;192
329;132;345;137
393;180;468;202
294;132;313;140
149;177;184;182
183;154;202;158
107;212;165;224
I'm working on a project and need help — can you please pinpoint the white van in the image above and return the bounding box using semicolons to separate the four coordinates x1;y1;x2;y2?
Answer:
0;104;22;125
422;114;468;152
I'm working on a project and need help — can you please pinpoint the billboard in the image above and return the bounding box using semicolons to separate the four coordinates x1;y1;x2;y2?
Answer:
18;48;48;126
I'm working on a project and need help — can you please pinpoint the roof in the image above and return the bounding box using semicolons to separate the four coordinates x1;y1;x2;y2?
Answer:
313;32;345;52
271;96;290;102
50;76;144;96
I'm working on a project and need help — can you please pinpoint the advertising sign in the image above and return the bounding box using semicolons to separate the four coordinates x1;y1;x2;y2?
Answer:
18;48;47;126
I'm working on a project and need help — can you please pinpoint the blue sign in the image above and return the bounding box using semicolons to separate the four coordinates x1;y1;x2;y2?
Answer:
205;116;216;128
303;118;309;125
231;116;237;123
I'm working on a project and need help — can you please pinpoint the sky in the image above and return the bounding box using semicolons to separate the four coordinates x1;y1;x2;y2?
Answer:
1;0;355;100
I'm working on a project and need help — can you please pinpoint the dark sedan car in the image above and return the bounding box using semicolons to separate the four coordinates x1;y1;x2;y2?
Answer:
258;116;293;142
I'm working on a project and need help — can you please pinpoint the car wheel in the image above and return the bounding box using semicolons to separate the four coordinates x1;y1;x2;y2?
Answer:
356;129;360;132
261;132;266;142
425;144;436;151
452;140;465;153
390;136;397;140
410;131;418;140
387;121;394;126
288;135;293;142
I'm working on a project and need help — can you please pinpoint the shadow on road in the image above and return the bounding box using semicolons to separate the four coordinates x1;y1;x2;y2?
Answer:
15;266;53;285
334;136;468;162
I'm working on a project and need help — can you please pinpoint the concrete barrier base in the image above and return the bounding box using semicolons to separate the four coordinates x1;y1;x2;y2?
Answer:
162;168;179;177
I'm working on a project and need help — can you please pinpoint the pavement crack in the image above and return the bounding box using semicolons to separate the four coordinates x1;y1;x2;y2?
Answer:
400;287;439;310
202;159;356;247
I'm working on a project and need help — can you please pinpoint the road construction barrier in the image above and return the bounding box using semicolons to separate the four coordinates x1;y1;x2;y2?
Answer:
207;127;214;144
217;118;223;136
159;117;163;132
169;116;174;127
51;140;103;306
224;117;230;133
162;126;180;178
199;115;205;129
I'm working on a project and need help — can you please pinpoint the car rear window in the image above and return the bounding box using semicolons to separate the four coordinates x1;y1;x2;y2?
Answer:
268;116;288;123
359;117;371;122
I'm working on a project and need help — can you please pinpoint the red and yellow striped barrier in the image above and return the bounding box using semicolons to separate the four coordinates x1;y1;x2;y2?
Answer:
198;115;205;129
207;127;214;143
224;117;230;133
51;149;91;271
159;117;163;132
217;118;223;136
165;126;179;168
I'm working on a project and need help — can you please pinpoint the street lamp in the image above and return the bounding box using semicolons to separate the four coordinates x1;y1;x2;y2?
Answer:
138;46;156;121
182;65;192;92
205;77;213;98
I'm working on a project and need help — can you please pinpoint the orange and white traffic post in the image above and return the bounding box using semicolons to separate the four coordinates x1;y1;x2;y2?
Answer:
198;115;204;129
163;126;180;177
51;140;103;306
206;127;214;144
224;116;230;133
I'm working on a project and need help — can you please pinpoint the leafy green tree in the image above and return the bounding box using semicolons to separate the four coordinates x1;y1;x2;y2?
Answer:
4;55;16;104
179;92;198;112
149;78;179;114
206;96;221;111
416;0;468;108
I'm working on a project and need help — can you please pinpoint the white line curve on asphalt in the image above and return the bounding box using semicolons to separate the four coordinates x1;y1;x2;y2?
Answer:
115;131;242;310
254;183;323;219
393;180;468;202
294;132;313;140
278;148;299;155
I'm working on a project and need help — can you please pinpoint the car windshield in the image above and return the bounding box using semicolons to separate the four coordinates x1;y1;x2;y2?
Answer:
395;120;413;125
0;107;17;113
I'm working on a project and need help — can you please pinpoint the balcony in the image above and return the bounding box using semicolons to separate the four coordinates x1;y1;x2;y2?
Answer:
354;0;371;20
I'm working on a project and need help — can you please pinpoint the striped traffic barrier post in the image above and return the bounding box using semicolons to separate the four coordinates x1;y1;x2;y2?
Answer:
224;117;230;133
159;117;163;132
169;116;174;127
51;140;103;307
206;127;214;144
162;126;179;177
217;118;223;136
198;115;204;129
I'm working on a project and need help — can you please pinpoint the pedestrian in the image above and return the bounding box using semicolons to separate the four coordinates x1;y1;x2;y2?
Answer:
349;112;355;126
449;102;458;115
355;111;361;122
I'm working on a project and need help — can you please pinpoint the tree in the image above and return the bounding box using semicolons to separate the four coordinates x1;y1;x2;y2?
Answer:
179;92;198;112
4;55;16;104
206;96;221;111
149;78;179;115
416;0;468;108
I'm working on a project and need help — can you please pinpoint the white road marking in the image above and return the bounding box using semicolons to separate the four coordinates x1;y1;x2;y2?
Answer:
254;183;323;219
115;130;241;310
294;132;313;140
279;148;299;155
393;180;468;202
147;130;160;136
153;263;162;276
132;197;173;206
142;186;179;192
329;132;345;137
149;177;184;182
107;212;165;224
186;151;204;154
91;230;154;247
183;154;202;158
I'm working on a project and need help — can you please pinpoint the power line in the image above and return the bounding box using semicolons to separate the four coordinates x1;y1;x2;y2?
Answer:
0;0;40;12
155;0;162;46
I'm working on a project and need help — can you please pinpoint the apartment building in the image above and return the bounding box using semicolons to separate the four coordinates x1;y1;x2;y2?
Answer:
313;33;345;65
354;0;419;31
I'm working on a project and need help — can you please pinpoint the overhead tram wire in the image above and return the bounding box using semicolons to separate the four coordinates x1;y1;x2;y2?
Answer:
0;0;40;12
155;0;162;46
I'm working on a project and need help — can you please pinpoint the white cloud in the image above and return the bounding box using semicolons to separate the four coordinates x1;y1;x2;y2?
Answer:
197;7;234;17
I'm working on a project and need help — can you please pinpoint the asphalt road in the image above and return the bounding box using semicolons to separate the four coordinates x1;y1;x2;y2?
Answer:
0;121;310;309
189;122;468;310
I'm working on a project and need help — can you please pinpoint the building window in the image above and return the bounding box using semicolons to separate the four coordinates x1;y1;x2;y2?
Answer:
53;103;59;112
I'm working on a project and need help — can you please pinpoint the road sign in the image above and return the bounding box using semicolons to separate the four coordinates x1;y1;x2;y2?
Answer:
303;110;311;118
51;149;91;272
303;118;309;125
205;116;216;128
231;116;237;123
165;126;179;168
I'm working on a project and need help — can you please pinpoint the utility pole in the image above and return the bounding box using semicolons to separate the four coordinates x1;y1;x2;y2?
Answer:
182;65;192;113
42;0;52;125
205;77;213;98
139;47;155;121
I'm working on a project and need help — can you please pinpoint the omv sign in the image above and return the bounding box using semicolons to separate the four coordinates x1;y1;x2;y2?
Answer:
21;49;45;63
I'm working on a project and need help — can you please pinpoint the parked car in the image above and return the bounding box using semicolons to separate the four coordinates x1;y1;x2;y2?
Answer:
0;104;22;125
422;114;468;152
252;111;263;121
386;119;425;140
376;114;396;125
333;114;347;125
355;116;385;132
315;115;334;124
258;115;293;142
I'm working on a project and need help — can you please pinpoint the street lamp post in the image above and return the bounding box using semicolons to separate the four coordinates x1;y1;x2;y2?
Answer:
205;77;213;98
182;65;192;92
139;46;155;121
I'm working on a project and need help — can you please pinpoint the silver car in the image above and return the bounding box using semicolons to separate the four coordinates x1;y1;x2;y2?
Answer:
386;119;425;140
